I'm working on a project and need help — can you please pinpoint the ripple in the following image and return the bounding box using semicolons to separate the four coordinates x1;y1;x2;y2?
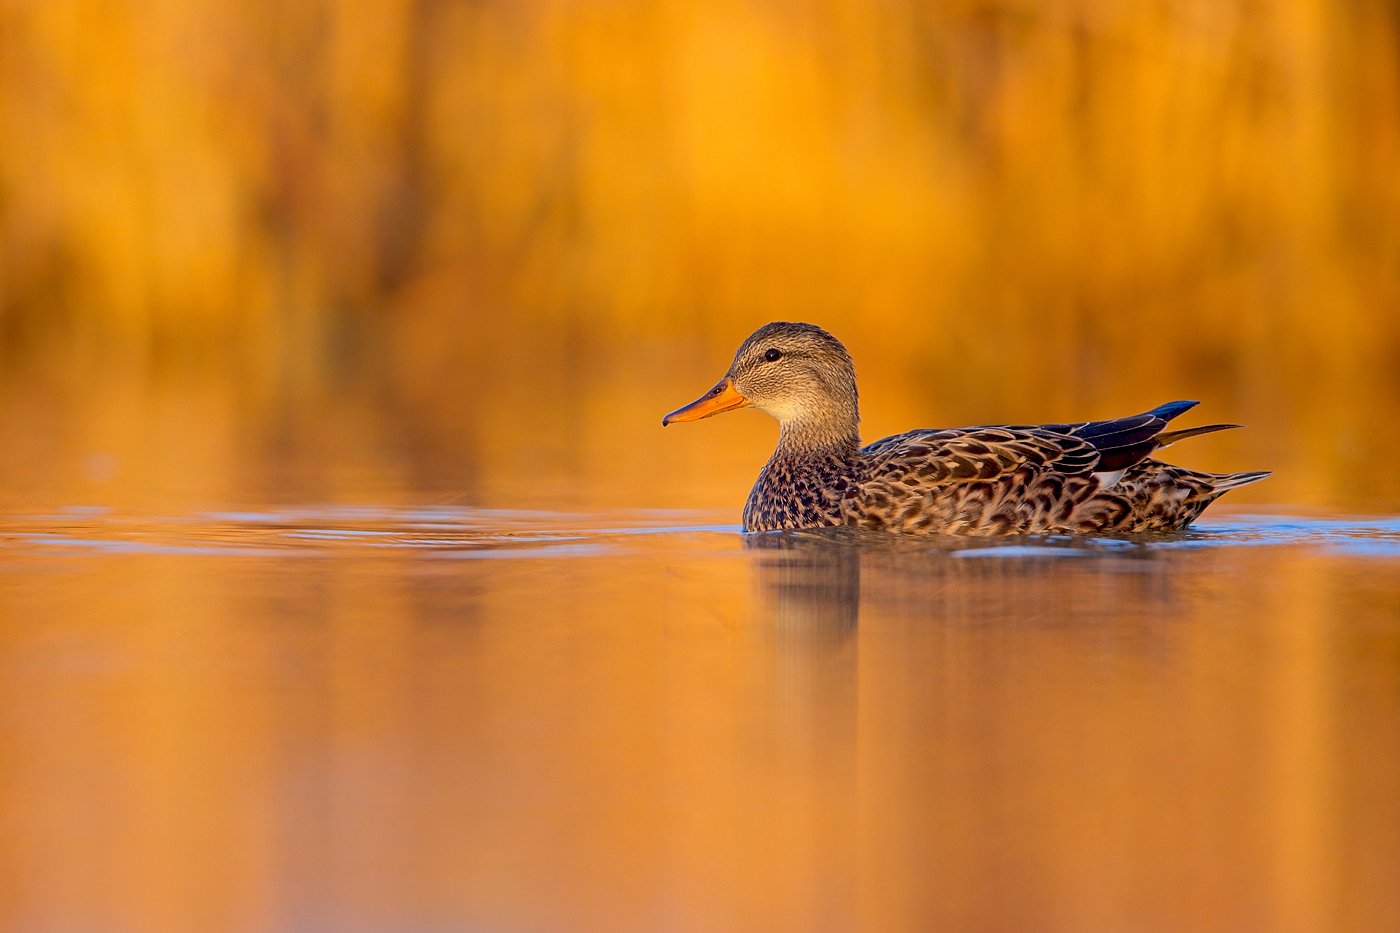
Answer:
0;507;1397;561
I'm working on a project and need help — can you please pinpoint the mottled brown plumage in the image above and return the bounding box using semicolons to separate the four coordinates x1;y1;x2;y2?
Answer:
663;322;1270;534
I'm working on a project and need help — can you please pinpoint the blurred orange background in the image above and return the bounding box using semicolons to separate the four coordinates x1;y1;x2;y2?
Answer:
1;0;1398;512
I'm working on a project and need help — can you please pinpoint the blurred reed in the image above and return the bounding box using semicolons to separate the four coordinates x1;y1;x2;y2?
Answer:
0;0;1397;508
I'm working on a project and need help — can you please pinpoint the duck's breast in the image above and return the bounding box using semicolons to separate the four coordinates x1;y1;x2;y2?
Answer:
742;452;858;532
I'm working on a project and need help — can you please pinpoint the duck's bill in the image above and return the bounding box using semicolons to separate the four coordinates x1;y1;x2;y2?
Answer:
662;377;751;425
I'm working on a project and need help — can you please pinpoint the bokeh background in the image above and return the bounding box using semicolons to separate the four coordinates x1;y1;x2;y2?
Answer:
2;0;1398;513
4;7;1400;932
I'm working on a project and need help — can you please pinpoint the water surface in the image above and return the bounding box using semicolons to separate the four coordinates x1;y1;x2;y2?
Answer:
2;507;1399;932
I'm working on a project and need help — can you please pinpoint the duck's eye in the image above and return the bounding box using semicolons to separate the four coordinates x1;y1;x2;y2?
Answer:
764;348;782;362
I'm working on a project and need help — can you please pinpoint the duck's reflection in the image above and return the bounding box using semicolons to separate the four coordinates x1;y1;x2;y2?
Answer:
745;530;1191;644
743;529;862;929
746;529;863;645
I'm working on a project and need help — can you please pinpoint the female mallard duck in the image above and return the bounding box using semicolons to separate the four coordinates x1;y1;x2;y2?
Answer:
663;322;1269;534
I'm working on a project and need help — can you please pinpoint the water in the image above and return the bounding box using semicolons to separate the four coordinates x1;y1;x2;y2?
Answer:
3;506;1399;932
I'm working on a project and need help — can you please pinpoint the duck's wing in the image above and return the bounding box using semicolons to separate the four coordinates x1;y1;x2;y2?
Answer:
860;401;1237;482
860;426;1103;482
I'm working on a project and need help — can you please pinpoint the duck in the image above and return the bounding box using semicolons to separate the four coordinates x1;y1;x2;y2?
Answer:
662;322;1270;534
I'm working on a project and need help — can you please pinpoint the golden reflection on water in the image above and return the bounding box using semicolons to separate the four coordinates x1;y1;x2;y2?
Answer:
1;509;1398;932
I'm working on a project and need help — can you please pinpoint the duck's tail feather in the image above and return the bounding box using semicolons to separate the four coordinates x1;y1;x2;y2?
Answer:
1155;423;1243;448
1210;470;1272;492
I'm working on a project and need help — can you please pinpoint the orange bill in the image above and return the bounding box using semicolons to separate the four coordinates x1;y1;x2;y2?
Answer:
662;377;751;426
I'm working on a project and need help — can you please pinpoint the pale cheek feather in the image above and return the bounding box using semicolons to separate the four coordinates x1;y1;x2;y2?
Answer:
758;400;802;422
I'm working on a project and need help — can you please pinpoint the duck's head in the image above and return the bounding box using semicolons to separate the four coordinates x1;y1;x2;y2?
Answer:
662;322;859;448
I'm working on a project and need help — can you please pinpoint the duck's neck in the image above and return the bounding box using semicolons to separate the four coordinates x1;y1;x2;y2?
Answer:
774;413;861;460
